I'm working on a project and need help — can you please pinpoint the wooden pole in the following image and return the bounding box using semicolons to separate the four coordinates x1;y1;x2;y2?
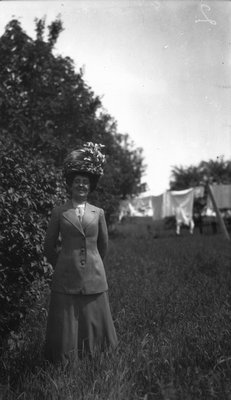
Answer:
207;184;230;241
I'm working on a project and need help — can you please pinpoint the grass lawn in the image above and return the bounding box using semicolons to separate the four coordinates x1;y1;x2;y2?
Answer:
1;218;231;399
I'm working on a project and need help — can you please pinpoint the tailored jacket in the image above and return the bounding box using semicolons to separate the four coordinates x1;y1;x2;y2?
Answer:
44;200;109;294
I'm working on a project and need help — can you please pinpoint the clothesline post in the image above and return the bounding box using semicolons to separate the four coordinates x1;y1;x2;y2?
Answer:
207;184;230;241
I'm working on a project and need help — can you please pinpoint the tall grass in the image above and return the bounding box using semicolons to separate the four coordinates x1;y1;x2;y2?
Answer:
1;219;231;399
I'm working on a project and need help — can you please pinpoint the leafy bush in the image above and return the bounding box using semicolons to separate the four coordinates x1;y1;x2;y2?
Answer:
0;133;66;337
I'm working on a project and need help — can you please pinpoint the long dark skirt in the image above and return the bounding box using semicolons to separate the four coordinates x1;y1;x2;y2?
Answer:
44;291;118;364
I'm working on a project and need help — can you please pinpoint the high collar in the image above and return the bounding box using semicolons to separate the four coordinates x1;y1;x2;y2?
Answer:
72;199;86;209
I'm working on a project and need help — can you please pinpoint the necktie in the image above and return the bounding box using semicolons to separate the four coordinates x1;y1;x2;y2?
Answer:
76;205;84;222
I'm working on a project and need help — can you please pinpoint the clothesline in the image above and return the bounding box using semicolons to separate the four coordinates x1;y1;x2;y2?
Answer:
119;184;231;221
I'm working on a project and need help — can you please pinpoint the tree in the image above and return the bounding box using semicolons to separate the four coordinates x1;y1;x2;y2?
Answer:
199;158;231;184
0;18;145;195
170;165;203;191
170;158;231;191
0;18;102;163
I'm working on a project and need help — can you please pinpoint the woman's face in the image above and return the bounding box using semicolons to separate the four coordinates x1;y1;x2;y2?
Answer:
70;174;90;201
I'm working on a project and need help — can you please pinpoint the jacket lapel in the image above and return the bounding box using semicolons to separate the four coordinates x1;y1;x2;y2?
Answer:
82;203;97;231
63;200;85;236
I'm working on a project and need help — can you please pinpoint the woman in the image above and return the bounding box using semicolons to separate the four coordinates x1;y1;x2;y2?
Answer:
44;142;118;364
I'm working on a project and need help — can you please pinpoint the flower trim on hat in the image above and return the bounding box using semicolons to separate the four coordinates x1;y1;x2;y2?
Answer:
64;142;106;177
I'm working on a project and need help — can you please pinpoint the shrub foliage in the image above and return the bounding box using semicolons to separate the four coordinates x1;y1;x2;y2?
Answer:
0;134;66;336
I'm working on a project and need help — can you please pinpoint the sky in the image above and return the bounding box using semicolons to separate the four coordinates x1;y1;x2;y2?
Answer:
1;0;231;195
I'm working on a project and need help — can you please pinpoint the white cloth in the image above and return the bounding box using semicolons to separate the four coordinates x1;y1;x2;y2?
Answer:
162;188;194;225
151;194;163;220
171;189;194;225
162;191;175;217
72;201;86;222
131;196;153;216
120;186;202;221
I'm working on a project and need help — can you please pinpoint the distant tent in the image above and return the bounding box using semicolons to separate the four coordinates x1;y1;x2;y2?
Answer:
207;184;231;210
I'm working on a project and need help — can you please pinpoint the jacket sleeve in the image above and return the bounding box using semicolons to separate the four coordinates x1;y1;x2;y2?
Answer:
44;207;60;268
97;208;108;260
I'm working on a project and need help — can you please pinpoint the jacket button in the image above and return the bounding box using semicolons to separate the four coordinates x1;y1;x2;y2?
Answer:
81;260;85;265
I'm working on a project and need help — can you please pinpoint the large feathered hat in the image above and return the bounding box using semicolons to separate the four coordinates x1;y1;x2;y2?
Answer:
63;142;106;190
